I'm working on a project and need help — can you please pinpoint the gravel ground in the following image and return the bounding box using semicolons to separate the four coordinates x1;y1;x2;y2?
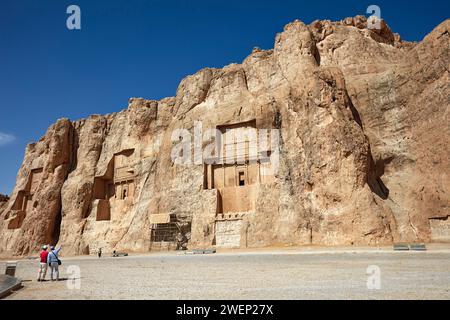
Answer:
2;248;450;300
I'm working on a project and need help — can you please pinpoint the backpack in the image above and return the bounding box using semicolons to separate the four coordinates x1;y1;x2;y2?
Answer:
49;250;62;266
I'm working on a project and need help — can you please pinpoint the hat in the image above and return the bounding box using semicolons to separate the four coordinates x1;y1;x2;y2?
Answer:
50;246;55;250
42;245;48;250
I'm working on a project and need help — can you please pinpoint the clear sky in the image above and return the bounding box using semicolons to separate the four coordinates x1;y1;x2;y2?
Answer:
0;0;448;194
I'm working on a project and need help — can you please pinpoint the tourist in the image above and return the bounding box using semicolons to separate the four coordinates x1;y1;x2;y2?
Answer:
47;245;62;281
37;245;49;282
98;248;102;258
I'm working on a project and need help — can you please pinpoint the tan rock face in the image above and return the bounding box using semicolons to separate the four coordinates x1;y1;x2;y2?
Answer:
1;17;449;256
0;119;73;255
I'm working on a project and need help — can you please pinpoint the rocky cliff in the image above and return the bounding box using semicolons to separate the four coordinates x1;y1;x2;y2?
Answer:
0;194;8;213
1;16;449;256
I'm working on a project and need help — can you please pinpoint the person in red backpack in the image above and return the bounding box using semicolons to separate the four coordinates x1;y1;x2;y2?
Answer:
37;245;49;282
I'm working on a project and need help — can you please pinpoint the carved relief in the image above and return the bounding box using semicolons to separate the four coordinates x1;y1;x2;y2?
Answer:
8;168;43;229
203;120;276;214
200;120;278;248
430;217;450;242
93;149;135;221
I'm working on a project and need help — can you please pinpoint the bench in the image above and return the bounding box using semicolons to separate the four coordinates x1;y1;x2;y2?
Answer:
192;249;216;255
112;252;129;257
393;243;410;251
393;243;427;251
410;244;427;251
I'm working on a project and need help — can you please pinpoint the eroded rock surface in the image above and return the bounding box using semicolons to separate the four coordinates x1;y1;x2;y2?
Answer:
1;17;449;256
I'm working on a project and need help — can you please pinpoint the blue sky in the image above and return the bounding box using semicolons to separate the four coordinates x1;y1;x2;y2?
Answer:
0;0;448;194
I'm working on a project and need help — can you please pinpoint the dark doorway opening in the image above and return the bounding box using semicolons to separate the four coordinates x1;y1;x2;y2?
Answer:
51;209;62;245
239;171;245;186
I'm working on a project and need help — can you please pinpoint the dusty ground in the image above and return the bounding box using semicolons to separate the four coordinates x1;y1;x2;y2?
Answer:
2;246;450;300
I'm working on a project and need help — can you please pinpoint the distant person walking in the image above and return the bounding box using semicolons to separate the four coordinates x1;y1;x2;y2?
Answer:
98;248;102;258
47;245;62;281
37;245;49;282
